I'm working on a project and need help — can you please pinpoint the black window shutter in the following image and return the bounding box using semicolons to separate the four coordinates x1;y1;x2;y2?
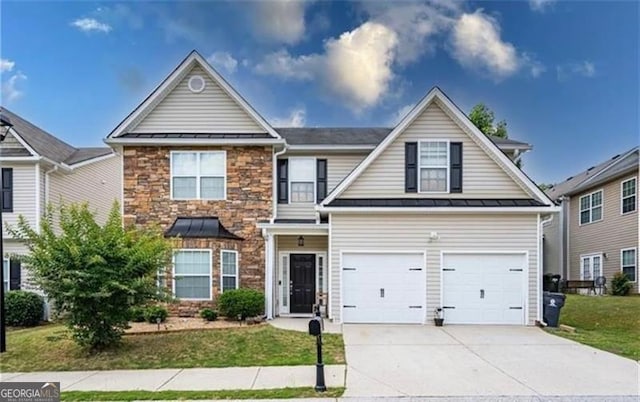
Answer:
450;142;463;193
405;142;418;193
277;159;288;204
1;168;13;212
9;258;21;290
316;159;327;203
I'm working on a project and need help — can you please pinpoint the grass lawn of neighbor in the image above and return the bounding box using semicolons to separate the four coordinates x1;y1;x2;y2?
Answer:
61;388;345;401
547;294;640;360
1;324;345;372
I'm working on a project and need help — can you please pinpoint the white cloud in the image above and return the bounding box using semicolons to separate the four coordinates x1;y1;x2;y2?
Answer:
2;71;27;103
522;52;546;78
389;103;415;126
207;52;238;74
450;10;519;79
271;107;306;127
556;61;596;81
529;0;556;12
254;0;308;45
71;18;112;33
254;49;319;80
0;59;15;72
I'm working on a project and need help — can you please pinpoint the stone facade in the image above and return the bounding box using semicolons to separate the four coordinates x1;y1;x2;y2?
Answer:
123;146;272;314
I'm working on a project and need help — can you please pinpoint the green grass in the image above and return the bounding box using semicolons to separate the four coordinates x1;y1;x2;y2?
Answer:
547;294;640;360
61;387;345;401
1;324;345;372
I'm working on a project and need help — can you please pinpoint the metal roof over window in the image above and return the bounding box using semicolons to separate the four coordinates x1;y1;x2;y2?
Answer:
164;217;243;240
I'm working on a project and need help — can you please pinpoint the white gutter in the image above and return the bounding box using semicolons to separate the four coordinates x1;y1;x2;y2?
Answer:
105;138;286;146
270;144;289;224
318;206;561;214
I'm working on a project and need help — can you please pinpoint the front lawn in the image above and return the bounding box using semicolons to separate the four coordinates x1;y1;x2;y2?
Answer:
62;388;345;401
547;294;640;360
1;324;345;372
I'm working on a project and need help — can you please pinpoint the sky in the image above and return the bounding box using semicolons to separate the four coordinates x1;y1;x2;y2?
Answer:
1;0;638;184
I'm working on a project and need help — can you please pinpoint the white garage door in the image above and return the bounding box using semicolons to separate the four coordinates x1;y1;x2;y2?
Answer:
442;253;526;325
342;252;425;324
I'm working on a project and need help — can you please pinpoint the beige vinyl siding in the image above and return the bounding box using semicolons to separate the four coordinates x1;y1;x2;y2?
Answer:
277;235;328;251
342;102;529;198
48;155;121;226
329;213;539;324
542;212;562;275
277;153;367;220
132;66;264;133
569;171;639;293
2;132;30;152
2;163;37;239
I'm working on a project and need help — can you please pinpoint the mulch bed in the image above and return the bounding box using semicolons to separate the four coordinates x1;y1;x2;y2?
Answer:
124;317;265;335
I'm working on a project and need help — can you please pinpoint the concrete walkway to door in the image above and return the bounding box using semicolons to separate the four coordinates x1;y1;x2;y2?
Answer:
343;325;639;398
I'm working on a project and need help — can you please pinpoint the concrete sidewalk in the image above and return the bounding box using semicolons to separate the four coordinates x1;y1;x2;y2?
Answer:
0;365;346;392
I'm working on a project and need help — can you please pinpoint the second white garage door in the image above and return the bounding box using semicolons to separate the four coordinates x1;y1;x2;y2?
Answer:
442;253;527;325
342;252;425;324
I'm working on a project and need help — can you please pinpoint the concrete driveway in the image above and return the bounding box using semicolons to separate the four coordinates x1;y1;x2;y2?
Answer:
343;325;639;398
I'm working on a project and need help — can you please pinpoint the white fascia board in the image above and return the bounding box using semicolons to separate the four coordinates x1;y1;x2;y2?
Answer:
286;144;376;152
0;156;40;162
6;128;38;156
318;206;561;214
105;138;285;146
66;152;116;169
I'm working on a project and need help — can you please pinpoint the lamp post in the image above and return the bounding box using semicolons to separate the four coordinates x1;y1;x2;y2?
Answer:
0;113;13;353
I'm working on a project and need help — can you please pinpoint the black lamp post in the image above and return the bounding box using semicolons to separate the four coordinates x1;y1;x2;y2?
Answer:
0;113;13;353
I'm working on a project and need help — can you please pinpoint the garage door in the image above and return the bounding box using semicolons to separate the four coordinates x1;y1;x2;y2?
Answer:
442;253;526;325
342;252;425;324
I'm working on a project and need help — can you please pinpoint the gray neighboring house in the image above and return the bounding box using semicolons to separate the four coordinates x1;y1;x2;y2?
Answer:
1;107;121;297
544;146;639;293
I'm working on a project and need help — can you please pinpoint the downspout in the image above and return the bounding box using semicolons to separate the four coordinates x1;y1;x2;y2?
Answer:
539;213;554;323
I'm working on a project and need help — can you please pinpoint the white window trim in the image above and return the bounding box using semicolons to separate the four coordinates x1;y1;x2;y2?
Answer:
620;177;637;215
170;151;227;201
620;247;637;283
580;253;604;280
579;189;603;225
2;257;9;291
418;139;450;194
220;249;239;293
288;157;316;204
172;249;213;301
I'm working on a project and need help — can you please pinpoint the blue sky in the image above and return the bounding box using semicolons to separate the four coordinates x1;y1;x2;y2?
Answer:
1;0;638;184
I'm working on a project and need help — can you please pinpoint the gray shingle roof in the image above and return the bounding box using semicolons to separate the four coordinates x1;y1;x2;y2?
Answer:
0;107;112;165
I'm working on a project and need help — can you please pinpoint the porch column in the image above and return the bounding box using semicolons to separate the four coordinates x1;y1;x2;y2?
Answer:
265;233;275;320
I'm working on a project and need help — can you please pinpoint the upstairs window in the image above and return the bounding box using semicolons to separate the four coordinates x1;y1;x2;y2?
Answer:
1;168;13;212
621;177;637;214
171;151;226;200
579;190;602;225
289;157;315;203
419;141;449;192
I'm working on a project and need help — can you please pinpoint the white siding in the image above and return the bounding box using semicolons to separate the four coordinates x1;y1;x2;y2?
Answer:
2;164;37;238
2;132;31;153
342;102;530;198
132;66;264;133
329;213;539;324
48;155;121;226
277;153;367;220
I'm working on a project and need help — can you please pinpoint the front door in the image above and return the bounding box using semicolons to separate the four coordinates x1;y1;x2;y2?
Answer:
290;254;316;314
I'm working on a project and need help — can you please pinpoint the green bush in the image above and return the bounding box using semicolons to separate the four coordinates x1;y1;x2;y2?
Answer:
611;272;633;296
200;308;218;321
218;288;264;320
128;306;146;323
5;291;44;327
144;305;168;323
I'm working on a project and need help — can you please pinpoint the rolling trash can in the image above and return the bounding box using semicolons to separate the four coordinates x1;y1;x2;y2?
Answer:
543;292;566;327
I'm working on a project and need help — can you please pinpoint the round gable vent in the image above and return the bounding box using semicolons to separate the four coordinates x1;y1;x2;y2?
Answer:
188;75;206;93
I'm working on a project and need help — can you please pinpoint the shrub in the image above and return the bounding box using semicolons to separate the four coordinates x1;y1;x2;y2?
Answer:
200;308;218;321
611;272;633;296
144;305;168;323
5;291;44;327
128;306;146;323
218;288;264;320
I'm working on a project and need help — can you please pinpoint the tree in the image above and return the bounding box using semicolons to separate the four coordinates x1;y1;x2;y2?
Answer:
8;202;172;350
538;183;554;192
469;103;509;139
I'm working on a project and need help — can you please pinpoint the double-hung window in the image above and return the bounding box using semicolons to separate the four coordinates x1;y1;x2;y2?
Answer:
580;254;603;280
621;248;637;282
173;250;212;300
621;178;636;214
171;151;226;200
289;157;315;203
579;190;603;225
221;250;239;292
419;141;449;192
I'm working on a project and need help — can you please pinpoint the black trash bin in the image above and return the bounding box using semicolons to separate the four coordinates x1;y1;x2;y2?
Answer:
543;291;566;327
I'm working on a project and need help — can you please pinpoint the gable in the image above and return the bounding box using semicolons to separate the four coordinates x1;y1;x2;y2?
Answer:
131;65;264;134
0;132;34;157
341;101;531;199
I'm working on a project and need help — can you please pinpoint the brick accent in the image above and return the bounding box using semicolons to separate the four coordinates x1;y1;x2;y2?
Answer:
123;146;272;314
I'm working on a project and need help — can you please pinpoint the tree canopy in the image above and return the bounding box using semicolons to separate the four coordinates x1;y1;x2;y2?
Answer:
469;103;509;139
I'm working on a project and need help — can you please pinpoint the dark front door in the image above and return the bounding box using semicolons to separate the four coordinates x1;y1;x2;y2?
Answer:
290;254;316;314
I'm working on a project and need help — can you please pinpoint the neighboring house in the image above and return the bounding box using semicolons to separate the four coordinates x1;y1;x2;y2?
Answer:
0;107;120;295
544;147;639;293
106;51;557;324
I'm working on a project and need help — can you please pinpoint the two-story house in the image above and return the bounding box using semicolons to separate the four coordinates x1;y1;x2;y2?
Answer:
106;51;557;324
544;147;639;293
1;108;120;295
